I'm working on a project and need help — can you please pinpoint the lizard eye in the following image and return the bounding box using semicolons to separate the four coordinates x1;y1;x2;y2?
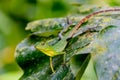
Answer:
41;42;45;45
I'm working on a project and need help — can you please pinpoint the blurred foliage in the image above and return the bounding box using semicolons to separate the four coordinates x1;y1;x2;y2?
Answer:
104;0;120;6
0;0;120;80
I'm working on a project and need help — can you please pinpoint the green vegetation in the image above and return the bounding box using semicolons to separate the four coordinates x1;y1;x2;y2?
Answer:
0;0;120;80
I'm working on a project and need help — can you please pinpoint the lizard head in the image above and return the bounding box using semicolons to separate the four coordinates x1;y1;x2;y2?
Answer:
35;42;57;57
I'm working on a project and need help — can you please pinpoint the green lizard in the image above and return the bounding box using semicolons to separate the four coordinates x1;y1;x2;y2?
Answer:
36;30;71;72
35;8;120;73
35;17;72;72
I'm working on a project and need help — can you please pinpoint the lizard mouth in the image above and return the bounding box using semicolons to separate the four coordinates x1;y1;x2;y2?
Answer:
39;48;56;57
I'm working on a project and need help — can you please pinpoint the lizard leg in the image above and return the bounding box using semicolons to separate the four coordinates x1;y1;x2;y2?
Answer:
50;57;55;73
58;17;72;39
62;53;68;69
63;52;66;63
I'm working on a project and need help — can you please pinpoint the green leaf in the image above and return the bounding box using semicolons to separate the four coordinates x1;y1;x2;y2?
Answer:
80;58;98;80
70;54;91;80
93;25;120;80
15;9;120;80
